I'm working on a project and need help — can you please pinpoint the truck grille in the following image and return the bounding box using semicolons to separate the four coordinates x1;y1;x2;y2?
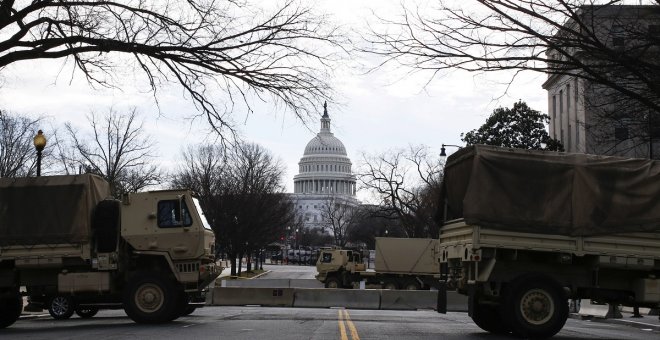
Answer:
177;262;200;273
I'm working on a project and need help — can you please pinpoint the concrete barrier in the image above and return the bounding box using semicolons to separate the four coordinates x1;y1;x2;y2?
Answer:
221;279;291;288
446;291;469;312
209;287;468;311
578;299;622;318
293;289;381;309
212;287;294;307
289;279;324;288
220;279;323;288
380;290;438;310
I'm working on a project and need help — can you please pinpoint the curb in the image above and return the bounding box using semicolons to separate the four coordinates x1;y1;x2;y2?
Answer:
19;313;49;320
570;313;660;332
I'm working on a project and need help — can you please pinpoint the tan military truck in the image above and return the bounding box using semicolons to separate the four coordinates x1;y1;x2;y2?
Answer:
316;237;441;290
0;174;220;329
437;145;660;338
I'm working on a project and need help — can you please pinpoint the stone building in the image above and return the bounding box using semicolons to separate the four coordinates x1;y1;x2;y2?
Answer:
289;103;359;231
542;5;660;158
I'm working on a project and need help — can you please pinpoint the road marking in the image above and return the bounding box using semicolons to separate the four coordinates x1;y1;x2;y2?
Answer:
343;310;360;340
338;310;360;340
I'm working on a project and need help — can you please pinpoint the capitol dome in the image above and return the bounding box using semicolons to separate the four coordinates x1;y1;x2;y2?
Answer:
303;134;347;156
293;103;356;196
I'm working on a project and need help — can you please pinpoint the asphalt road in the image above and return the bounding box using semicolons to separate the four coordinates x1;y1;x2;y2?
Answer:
257;263;317;280
5;306;659;340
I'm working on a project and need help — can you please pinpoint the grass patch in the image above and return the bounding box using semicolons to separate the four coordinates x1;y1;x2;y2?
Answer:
227;269;265;279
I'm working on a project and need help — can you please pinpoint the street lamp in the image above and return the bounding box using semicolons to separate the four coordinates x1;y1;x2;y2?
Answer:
33;130;47;177
440;144;461;157
295;228;300;265
285;226;291;264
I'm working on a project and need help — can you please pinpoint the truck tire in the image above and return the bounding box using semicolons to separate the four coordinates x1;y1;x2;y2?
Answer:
325;277;342;289
501;275;568;339
123;273;180;324
0;292;22;329
48;295;75;320
382;280;399;290
471;302;510;335
180;305;197;316
402;280;421;290
93;199;120;253
75;307;99;318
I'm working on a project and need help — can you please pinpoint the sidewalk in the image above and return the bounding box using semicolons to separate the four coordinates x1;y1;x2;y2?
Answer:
571;310;660;332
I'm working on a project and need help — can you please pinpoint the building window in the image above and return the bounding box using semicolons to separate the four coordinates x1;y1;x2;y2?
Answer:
615;127;629;141
612;25;624;47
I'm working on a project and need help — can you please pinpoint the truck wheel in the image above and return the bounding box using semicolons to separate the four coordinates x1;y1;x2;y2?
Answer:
403;280;421;290
180;305;197;316
382;280;399;290
325;277;342;289
75;307;99;318
0;292;22;329
502;275;568;339
48;296;75;320
471;302;510;334
123;273;180;324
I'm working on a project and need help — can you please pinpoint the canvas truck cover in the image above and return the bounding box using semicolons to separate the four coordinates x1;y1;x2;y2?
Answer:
441;145;660;236
374;237;439;274
0;174;110;246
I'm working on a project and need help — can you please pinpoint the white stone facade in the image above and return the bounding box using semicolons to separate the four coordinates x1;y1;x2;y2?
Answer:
542;5;660;158
289;104;359;230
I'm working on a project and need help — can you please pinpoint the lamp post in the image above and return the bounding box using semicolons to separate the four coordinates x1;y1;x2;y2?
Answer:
33;130;47;177
295;228;300;265
285;226;291;264
440;144;461;157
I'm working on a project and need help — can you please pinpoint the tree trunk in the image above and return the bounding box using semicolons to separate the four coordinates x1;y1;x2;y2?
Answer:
230;253;237;276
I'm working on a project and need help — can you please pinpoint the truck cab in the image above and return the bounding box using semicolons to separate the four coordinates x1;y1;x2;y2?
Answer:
315;249;365;288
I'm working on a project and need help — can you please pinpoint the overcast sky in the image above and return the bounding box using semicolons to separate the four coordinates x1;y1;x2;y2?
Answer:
0;0;549;202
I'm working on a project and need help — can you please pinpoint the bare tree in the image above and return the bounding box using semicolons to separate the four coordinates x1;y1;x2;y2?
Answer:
0;110;43;177
357;145;443;238
62;107;162;196
318;194;360;247
171;142;295;275
364;1;660;151
0;1;346;144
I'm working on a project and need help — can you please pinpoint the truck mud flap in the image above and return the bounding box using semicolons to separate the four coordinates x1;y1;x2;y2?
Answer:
436;281;447;314
467;285;475;317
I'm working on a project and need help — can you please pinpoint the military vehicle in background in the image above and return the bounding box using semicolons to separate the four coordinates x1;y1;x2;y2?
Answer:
0;174;220;329
315;237;441;289
437;145;660;338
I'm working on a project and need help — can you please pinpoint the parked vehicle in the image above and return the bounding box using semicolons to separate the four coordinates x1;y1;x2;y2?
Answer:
0;174;221;328
316;238;441;289
436;145;660;338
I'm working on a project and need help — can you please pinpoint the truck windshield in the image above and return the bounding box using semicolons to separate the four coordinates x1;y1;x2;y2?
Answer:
192;198;213;231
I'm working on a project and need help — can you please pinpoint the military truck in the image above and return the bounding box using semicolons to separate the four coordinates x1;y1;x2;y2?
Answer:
436;145;660;338
316;237;441;290
0;174;220;329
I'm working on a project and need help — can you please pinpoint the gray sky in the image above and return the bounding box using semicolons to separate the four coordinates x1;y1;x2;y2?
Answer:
0;0;549;202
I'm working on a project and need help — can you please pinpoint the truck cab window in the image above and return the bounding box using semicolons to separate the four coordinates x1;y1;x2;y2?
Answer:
321;252;333;263
157;200;192;228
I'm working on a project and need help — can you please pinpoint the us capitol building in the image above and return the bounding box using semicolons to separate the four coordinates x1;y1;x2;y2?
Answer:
290;103;360;230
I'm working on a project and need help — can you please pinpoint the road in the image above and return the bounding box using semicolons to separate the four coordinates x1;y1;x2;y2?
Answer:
257;264;317;280
6;307;658;340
